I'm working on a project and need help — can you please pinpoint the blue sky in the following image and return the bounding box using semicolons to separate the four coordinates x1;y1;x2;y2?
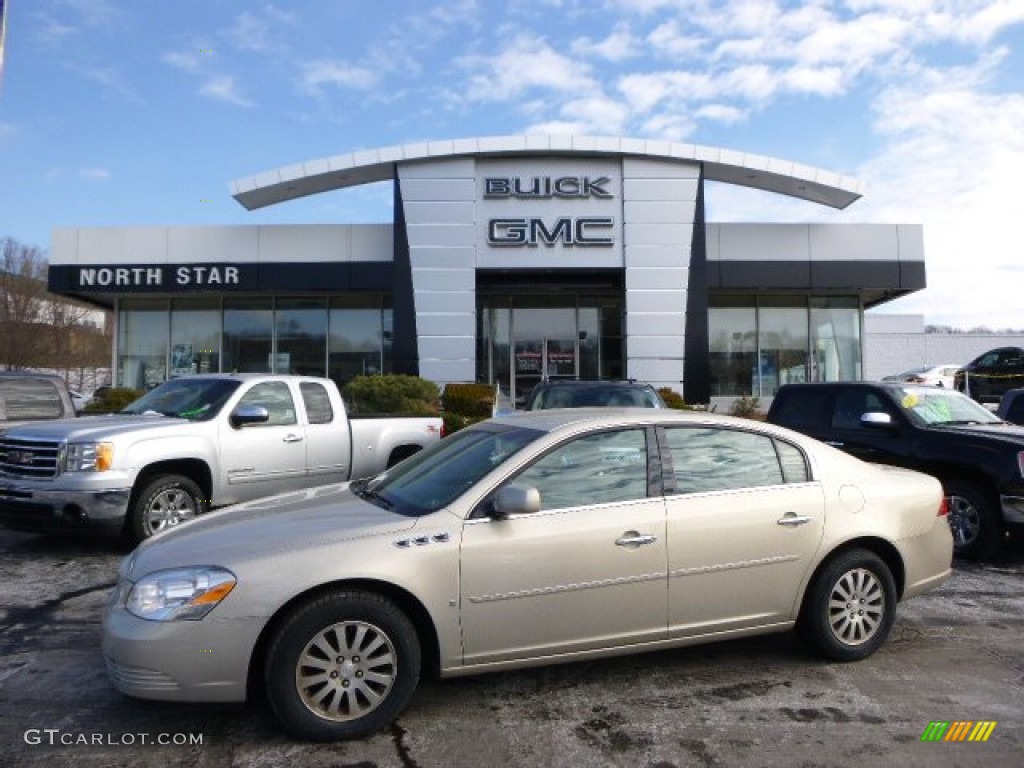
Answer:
1;0;1022;328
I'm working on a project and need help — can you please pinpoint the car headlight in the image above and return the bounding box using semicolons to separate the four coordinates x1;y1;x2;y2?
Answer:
125;567;236;621
62;442;114;472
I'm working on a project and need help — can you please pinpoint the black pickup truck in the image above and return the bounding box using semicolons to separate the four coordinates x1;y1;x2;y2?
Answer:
767;381;1024;560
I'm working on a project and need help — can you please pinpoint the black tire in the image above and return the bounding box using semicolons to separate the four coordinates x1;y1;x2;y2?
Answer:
944;478;1004;561
797;549;896;662
265;591;421;742
128;473;205;544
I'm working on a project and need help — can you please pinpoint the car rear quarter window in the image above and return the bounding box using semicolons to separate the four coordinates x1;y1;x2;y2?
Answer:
774;439;810;483
663;427;785;495
512;428;649;510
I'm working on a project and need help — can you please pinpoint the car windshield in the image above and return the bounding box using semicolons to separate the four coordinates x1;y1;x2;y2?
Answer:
120;379;241;420
893;387;1003;427
352;424;544;516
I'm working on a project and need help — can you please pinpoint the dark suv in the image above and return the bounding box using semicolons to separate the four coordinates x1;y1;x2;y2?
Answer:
954;347;1024;404
524;380;667;410
767;381;1024;560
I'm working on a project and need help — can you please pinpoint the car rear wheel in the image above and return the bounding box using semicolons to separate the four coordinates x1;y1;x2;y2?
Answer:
944;478;1003;561
265;591;421;741
128;474;204;543
798;549;896;662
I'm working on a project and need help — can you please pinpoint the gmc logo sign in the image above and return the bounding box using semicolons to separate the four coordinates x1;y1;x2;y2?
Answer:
487;217;614;247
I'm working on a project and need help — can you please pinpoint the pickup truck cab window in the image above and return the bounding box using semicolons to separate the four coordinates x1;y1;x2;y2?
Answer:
299;381;334;424
831;389;892;430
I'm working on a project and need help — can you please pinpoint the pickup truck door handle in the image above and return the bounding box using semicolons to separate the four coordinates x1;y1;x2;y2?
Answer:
777;513;812;527
615;531;658;548
282;434;304;443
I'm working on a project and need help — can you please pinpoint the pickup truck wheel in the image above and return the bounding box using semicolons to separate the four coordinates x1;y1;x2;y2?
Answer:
797;549;896;662
265;591;421;742
129;474;205;543
945;479;1004;561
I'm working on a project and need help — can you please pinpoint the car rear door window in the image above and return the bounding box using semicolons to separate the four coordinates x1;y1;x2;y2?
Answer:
663;427;786;494
512;428;649;510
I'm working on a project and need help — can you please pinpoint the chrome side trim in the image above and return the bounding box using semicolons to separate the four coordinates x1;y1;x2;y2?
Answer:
670;554;800;578
468;571;665;604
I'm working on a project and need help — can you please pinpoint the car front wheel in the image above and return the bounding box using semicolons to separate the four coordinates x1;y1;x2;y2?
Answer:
265;591;421;741
798;549;896;662
128;474;205;543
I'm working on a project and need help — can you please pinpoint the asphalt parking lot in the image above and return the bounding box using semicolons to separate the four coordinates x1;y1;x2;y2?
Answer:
0;528;1021;768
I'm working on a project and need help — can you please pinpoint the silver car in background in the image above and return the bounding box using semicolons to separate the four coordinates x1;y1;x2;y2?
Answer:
103;409;953;741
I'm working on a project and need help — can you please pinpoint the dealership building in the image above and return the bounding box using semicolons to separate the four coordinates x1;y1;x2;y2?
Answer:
47;135;925;405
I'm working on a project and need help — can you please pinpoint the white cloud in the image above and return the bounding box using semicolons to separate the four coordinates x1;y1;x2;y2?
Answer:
572;25;640;61
457;34;597;101
299;60;379;95
694;104;747;124
79;168;111;180
224;6;297;54
163;51;202;74
647;20;705;58
199;75;254;108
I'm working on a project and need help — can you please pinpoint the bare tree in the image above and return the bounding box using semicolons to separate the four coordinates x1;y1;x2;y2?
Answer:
0;237;51;369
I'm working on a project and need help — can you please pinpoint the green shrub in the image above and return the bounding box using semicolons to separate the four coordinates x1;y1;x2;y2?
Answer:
83;387;143;414
342;375;440;416
443;383;495;419
657;387;708;411
729;394;764;420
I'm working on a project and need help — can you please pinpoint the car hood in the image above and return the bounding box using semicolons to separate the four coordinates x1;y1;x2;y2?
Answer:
928;422;1024;445
1;413;193;441
125;483;417;577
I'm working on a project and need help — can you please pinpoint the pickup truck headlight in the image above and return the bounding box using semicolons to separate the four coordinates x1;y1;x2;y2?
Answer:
62;442;114;472
125;567;236;621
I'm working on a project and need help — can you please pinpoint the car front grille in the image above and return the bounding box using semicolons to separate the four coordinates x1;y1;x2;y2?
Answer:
0;437;61;479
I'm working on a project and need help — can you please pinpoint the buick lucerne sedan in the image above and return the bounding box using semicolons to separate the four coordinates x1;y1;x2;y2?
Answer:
103;410;953;742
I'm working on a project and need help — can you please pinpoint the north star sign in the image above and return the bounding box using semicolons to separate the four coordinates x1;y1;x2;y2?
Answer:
484;174;616;248
74;264;251;290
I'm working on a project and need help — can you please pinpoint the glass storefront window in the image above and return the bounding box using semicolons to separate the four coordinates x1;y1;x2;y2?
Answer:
810;297;861;382
223;298;273;373
709;297;756;397
276;298;327;376
328;297;389;385
118;300;168;390
709;295;862;397
170;298;221;377
758;298;808;397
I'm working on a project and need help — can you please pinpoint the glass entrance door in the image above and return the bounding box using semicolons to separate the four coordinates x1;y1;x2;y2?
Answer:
513;337;579;405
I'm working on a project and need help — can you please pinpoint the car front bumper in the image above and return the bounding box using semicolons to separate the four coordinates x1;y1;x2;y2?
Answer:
102;586;263;703
0;479;131;535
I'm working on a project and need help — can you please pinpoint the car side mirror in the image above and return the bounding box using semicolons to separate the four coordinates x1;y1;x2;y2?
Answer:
230;405;270;429
488;485;541;520
861;411;895;430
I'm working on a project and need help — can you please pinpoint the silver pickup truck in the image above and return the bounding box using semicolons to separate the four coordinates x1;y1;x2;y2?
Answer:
0;374;443;542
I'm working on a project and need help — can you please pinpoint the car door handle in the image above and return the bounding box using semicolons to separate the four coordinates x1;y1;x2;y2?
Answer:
615;531;658;548
825;440;844;447
777;513;812;527
282;434;304;443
